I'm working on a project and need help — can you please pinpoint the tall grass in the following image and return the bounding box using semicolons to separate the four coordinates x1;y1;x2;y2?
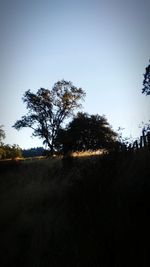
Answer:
0;149;150;266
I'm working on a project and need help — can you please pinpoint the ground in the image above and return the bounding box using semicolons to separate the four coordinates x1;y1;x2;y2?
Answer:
0;151;150;266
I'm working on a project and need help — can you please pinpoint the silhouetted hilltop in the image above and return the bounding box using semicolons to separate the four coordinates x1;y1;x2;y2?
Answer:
22;147;45;157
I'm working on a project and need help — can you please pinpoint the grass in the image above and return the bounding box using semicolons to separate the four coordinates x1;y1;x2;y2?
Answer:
71;149;106;157
0;149;150;266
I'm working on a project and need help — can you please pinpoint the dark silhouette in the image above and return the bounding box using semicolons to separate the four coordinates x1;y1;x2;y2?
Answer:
13;80;85;156
142;60;150;95
56;112;117;154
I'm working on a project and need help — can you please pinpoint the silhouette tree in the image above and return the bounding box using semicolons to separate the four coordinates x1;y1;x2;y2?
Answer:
13;80;85;155
56;112;117;154
142;60;150;95
0;125;5;144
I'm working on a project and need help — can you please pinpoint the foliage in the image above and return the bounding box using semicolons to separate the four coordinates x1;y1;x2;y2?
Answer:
142;60;150;95
114;127;133;151
13;80;85;155
0;126;22;159
0;144;22;160
0;125;6;143
56;112;117;153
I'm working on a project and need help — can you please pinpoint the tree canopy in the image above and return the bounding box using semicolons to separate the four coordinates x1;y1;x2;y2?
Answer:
56;112;117;154
13;80;85;155
142;61;150;95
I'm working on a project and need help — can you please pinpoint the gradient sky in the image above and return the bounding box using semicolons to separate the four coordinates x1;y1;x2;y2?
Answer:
0;0;150;149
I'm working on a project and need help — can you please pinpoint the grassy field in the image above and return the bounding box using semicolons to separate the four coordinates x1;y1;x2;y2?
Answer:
0;150;150;267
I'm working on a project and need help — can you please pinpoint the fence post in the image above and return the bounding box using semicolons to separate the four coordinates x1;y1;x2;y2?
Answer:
142;129;147;148
143;135;147;148
140;136;143;148
135;140;138;150
147;132;150;150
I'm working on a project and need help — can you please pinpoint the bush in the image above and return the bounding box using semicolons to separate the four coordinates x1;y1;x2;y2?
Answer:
0;144;22;159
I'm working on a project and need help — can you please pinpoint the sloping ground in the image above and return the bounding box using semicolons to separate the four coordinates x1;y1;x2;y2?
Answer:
0;150;150;267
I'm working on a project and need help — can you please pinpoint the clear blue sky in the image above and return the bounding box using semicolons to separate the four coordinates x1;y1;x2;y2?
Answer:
0;0;150;149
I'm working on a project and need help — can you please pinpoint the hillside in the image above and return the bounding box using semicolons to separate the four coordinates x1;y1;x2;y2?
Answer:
0;150;150;267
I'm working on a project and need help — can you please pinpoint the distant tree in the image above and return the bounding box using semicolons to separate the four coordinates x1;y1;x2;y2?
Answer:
10;144;22;159
22;147;45;158
0;125;6;143
13;80;85;155
56;112;117;154
0;126;22;159
140;60;150;140
142;60;150;95
0;146;6;160
0;144;22;160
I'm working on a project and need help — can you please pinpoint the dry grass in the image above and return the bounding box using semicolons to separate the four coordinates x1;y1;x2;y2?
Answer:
71;149;106;157
0;150;150;266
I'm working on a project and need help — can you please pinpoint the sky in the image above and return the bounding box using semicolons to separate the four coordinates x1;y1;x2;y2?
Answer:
0;0;150;149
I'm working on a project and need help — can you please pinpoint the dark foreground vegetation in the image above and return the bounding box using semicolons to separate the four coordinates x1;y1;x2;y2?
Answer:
0;148;150;267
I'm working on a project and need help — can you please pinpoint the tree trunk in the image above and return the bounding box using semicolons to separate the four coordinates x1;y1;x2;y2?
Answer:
45;138;54;157
50;145;54;156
